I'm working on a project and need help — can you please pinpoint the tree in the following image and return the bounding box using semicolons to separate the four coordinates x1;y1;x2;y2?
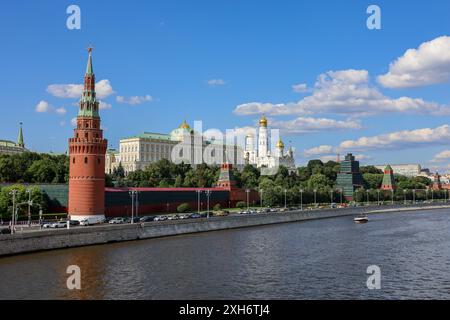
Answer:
307;173;332;190
25;160;57;183
363;173;383;189
360;166;383;174
0;184;45;221
213;203;221;211
177;203;191;213
236;201;246;209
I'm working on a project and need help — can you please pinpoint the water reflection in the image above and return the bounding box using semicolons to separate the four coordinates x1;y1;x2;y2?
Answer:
1;209;450;299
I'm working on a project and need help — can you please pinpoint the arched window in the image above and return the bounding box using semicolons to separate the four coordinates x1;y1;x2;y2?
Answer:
84;157;88;164
72;157;75;164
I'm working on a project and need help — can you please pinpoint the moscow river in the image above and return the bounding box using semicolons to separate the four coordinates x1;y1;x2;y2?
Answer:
1;208;450;300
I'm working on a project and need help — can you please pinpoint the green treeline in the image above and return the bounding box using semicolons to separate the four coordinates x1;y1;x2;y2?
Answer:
0;153;436;209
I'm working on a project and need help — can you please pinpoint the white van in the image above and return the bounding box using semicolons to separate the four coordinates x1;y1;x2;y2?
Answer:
79;216;105;226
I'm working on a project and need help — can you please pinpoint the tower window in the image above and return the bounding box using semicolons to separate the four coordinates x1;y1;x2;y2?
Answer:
73;158;75;164
98;158;101;165
84;157;88;164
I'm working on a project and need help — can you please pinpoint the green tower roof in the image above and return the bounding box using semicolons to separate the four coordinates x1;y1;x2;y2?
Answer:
78;48;99;118
86;47;94;75
17;122;24;148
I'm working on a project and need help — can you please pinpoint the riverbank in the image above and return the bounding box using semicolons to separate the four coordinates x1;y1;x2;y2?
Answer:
1;204;449;257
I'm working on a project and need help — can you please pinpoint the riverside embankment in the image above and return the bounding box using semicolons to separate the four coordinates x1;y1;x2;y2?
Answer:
1;204;449;257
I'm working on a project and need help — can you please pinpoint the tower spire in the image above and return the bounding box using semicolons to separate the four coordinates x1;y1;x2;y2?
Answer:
86;46;94;75
78;48;99;118
17;122;24;148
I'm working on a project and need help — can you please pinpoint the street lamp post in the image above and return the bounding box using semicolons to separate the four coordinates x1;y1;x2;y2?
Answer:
339;188;343;206
196;190;202;214
366;189;370;206
260;189;264;208
135;191;139;219
205;190;212;218
9;189;18;234
26;188;32;227
391;189;394;205
128;190;136;224
313;189;317;207
330;189;333;206
432;189;434;203
284;189;287;209
425;189;429;201
377;189;380;206
403;189;407;205
245;189;250;211
413;189;416;204
300;189;304;211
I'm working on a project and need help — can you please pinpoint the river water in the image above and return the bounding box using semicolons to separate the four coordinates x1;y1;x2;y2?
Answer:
1;209;450;300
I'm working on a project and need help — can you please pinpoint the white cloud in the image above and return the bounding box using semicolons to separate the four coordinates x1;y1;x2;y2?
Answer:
292;83;309;93
234;69;450;117
35;101;67;116
304;125;450;162
70;117;77;127
271;117;361;135
116;95;153;105
99;101;112;110
430;150;450;163
47;79;115;99
378;36;450;88
59;121;66;127
338;125;450;152
35;100;51;113
207;79;226;86
55;107;67;115
303;145;335;157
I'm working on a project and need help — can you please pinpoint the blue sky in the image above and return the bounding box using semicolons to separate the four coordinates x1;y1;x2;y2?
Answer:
1;0;450;170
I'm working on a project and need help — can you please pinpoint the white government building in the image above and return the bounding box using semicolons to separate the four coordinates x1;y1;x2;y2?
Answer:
106;117;296;174
106;120;245;174
374;164;422;177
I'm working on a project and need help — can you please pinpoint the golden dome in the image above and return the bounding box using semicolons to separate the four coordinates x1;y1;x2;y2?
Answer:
179;120;190;129
276;138;284;149
259;115;268;127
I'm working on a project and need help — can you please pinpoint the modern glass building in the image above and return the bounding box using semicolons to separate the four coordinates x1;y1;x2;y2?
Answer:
336;153;364;201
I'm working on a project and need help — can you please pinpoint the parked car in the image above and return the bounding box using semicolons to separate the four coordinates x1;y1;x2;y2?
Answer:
41;221;53;228
167;215;179;221
109;217;126;224
154;215;168;221
125;217;141;223
0;227;11;234
189;213;202;219
214;210;229;217
178;213;190;219
69;220;80;226
51;221;68;228
139;216;155;222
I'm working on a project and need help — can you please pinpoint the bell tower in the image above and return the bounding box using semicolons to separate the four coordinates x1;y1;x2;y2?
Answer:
68;48;108;223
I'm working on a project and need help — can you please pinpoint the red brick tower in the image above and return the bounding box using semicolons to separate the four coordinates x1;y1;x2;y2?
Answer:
68;48;107;223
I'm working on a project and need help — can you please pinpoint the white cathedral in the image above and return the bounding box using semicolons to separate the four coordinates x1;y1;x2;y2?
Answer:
244;115;296;173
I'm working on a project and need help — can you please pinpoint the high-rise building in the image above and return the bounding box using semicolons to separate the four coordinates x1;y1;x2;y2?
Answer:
381;165;396;190
68;48;108;223
336;153;364;201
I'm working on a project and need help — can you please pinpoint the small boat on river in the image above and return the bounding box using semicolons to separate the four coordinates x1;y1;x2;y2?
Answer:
354;214;369;223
